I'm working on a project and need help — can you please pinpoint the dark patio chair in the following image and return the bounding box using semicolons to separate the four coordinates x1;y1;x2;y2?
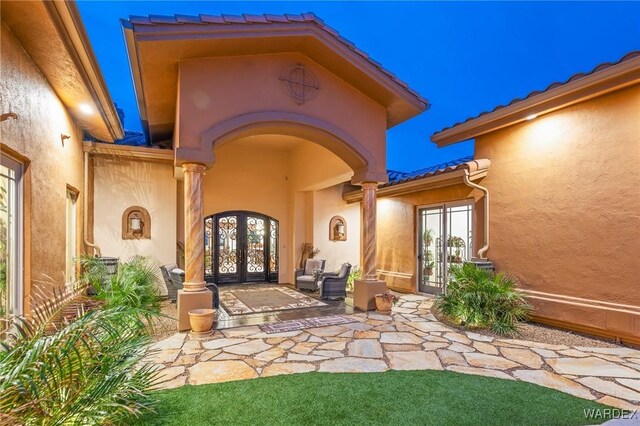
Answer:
295;258;326;291
160;263;178;302
320;263;351;300
205;277;220;309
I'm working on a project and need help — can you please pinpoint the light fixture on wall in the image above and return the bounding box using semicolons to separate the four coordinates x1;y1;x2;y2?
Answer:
0;112;18;122
61;134;71;146
329;216;347;241
122;206;151;240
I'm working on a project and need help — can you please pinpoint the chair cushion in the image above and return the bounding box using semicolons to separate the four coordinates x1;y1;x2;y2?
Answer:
304;259;323;275
297;275;315;283
171;268;185;274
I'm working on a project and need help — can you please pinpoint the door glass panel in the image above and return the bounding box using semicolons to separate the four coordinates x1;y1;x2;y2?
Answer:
204;217;214;276
218;215;238;274
0;160;20;331
65;189;77;284
447;204;473;265
246;216;265;273
419;206;444;292
269;220;278;274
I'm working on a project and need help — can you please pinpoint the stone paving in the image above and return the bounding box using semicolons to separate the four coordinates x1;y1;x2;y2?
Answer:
147;295;640;410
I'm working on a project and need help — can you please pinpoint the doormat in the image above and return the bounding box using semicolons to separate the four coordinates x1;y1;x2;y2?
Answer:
258;315;356;334
219;286;327;315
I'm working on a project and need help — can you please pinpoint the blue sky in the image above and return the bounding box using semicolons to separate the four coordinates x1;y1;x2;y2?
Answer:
78;1;640;172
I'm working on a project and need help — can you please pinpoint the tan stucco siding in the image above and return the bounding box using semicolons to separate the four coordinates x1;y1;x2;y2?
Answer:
313;184;361;274
475;84;640;337
200;142;291;282
376;184;483;293
176;53;388;177
0;23;84;305
92;157;177;289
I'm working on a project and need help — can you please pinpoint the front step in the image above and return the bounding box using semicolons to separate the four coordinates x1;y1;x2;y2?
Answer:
467;259;495;272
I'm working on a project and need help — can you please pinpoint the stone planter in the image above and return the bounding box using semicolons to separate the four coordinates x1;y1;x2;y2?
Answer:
374;294;392;312
188;308;216;334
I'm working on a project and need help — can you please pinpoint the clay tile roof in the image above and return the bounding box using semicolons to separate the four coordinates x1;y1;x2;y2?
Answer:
123;12;428;107
433;51;640;137
383;155;488;188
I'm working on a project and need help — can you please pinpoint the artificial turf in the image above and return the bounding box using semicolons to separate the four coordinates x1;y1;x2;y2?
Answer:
135;370;611;425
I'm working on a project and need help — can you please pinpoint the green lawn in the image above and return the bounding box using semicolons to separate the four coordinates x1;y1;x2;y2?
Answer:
135;370;610;426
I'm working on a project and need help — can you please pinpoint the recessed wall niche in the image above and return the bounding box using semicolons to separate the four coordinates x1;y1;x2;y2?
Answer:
329;216;347;241
122;206;151;240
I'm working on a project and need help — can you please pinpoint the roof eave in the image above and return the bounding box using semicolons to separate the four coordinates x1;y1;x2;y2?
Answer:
343;159;490;203
46;1;124;141
122;18;428;132
432;54;640;147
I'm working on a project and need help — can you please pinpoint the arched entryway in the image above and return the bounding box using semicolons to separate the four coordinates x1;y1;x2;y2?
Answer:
204;211;279;284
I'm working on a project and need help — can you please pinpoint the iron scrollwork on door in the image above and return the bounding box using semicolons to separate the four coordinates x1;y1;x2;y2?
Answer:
204;211;278;284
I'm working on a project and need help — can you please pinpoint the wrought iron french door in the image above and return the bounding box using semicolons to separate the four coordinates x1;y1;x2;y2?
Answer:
204;211;278;284
417;201;473;294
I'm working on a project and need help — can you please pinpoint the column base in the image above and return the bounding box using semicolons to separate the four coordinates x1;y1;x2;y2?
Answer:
353;279;387;311
177;288;213;331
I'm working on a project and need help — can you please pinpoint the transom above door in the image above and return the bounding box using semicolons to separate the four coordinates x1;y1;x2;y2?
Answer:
204;211;279;284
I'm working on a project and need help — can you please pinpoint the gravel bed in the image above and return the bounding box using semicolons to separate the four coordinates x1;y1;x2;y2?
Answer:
432;309;620;348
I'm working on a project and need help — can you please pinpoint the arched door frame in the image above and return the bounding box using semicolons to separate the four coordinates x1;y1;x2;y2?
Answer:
205;210;279;284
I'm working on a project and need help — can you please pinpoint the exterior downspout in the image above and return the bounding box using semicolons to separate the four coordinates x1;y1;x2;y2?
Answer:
83;151;101;256
463;170;489;259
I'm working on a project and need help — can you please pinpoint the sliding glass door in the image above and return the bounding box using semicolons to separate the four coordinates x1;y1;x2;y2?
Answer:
1;155;22;331
418;201;473;294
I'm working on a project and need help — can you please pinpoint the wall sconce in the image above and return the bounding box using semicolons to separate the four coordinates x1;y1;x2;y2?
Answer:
0;112;18;122
61;134;71;146
122;206;151;240
329;216;347;241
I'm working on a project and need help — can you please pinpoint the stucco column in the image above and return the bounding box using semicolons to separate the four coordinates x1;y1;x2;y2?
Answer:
353;181;387;311
177;163;212;331
361;182;378;280
183;163;207;291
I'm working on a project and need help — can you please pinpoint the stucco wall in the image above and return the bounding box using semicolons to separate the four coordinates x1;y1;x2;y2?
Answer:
93;157;177;289
313;184;361;274
201;141;291;282
475;84;640;339
0;23;84;308
176;53;388;180
376;184;484;293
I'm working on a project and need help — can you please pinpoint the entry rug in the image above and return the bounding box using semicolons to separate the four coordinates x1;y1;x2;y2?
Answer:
259;315;356;334
219;286;326;315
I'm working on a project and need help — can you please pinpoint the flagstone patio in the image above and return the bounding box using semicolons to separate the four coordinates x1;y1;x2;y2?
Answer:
147;295;640;410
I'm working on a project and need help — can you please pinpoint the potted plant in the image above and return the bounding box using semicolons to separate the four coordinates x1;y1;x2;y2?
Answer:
425;250;434;276
374;291;398;312
189;308;217;335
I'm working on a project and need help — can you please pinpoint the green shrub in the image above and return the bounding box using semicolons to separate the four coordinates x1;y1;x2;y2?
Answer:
435;263;532;335
0;288;160;425
346;265;362;291
80;256;161;313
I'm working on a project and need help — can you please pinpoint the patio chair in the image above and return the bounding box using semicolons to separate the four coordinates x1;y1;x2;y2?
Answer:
160;263;178;302
205;277;220;309
319;263;351;300
295;258;326;291
169;267;185;297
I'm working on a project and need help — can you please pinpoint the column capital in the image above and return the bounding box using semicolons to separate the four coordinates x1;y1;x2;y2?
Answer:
182;163;207;174
360;181;379;191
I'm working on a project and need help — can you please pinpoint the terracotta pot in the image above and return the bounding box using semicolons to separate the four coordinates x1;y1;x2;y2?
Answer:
188;308;216;333
375;294;392;312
